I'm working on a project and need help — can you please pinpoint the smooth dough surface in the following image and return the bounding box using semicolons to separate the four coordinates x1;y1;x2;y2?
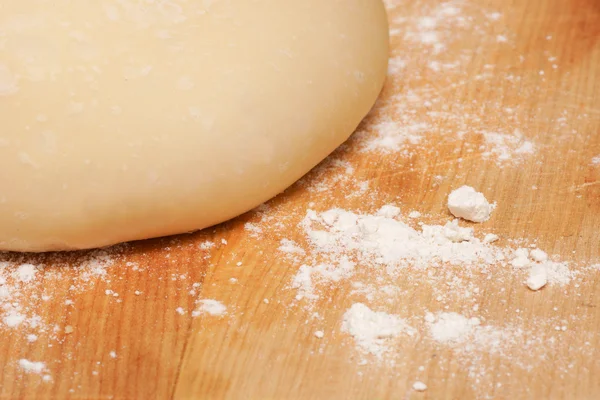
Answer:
0;0;389;252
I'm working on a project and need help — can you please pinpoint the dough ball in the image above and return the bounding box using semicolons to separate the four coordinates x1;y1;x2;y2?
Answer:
0;0;389;252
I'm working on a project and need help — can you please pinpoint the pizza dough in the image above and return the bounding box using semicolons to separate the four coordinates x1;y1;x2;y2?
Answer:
0;0;389;252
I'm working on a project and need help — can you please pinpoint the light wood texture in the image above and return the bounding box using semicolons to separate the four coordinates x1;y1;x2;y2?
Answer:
1;0;599;399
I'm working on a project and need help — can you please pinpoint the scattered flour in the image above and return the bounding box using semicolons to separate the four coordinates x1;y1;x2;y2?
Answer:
192;299;227;317
342;303;415;358
0;245;209;384
290;266;316;300
290;205;573;304
291;257;355;301
353;1;569;168
532;261;572;286
413;381;428;392
18;359;47;375
14;264;38;283
244;223;263;237
422;309;544;381
301;206;500;268
198;241;215;250
265;187;588;397
3;312;26;328
507;248;572;290
426;312;481;343
480;130;536;162
278;239;306;255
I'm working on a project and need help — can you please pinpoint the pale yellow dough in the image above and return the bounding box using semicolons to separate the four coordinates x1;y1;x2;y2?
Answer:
0;0;389;252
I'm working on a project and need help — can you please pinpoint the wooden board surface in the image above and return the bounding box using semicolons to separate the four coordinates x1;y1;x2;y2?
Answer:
1;0;599;399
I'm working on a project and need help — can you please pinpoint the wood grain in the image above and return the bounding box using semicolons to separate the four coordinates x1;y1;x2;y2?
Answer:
1;0;599;399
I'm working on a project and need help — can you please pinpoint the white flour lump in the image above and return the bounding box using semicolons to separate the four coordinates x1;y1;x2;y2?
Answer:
530;249;548;263
0;0;389;252
447;186;496;223
526;265;548;291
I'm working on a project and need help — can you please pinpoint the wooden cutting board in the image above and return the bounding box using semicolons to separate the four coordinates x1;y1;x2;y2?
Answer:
1;0;599;399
